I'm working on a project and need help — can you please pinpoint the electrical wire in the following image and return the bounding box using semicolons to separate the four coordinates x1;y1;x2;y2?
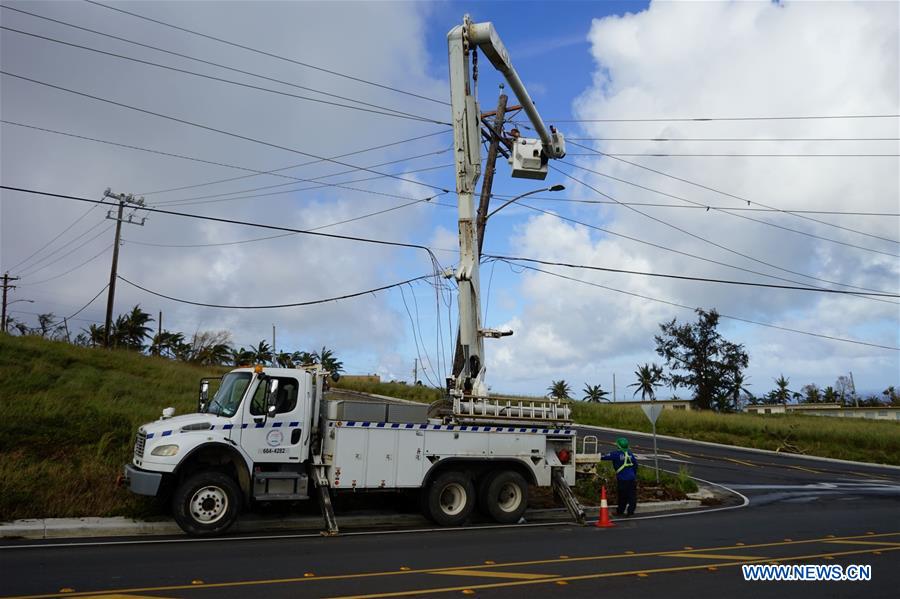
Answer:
567;140;899;244
1;5;448;123
19;243;113;286
486;256;900;297
567;137;900;142
0;71;450;194
398;284;439;387
19;221;112;278
503;262;899;352
547;167;897;297
554;159;900;254
564;152;899;157
549;114;900;123
117;273;434;309
82;0;450;107
0;25;449;126
45;283;110;329
490;193;900;217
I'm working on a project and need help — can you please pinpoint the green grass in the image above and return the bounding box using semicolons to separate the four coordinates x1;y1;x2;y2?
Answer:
572;402;900;465
334;379;443;403
0;334;226;521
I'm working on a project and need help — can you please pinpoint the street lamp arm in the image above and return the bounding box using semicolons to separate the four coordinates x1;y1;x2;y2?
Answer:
485;184;564;220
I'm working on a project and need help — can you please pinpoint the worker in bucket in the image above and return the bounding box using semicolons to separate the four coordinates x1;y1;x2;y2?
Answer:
601;437;639;517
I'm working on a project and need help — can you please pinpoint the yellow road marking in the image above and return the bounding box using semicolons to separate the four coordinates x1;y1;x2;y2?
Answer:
665;553;765;560
4;532;898;599
332;546;900;598
434;570;554;580
827;540;900;547
668;450;693;459
786;465;822;474
79;596;168;599
720;457;757;468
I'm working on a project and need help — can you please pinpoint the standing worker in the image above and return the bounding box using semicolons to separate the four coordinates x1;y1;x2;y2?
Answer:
601;437;639;517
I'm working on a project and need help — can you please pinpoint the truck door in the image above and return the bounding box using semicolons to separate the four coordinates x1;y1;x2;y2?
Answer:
238;375;308;464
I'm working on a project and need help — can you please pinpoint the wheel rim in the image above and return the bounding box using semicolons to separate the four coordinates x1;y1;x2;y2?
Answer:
190;485;229;524
497;481;523;513
439;482;467;516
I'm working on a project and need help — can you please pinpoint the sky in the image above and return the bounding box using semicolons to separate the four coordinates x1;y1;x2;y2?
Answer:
1;1;898;400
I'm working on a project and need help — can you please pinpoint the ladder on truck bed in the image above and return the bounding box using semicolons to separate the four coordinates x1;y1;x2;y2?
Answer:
452;395;572;425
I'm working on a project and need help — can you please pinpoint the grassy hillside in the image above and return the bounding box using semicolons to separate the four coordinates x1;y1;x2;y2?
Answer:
0;334;225;521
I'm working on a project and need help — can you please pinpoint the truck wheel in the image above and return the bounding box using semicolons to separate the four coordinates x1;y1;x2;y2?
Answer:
425;471;475;527
172;471;241;536
483;470;528;524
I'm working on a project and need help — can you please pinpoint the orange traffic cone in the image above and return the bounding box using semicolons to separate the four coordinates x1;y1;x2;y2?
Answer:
595;486;616;528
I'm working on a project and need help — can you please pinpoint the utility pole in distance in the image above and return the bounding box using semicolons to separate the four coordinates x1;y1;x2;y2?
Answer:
1;273;20;333
103;189;146;347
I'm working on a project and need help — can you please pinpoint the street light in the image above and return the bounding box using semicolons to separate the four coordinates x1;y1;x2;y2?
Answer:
485;184;565;220
3;299;34;332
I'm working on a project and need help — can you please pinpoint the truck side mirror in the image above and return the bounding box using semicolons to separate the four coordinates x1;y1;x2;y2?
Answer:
199;380;210;412
264;378;279;418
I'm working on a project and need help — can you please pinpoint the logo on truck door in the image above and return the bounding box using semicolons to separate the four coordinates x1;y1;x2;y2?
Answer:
266;430;284;447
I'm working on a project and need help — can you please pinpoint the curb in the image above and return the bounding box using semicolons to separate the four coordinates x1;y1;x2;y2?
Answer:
576;423;900;471
0;501;701;540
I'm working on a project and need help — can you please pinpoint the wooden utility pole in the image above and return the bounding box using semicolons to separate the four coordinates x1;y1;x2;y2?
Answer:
476;93;508;257
102;189;146;347
1;273;20;333
156;310;162;356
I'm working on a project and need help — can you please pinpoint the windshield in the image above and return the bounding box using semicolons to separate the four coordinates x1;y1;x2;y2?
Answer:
206;372;252;417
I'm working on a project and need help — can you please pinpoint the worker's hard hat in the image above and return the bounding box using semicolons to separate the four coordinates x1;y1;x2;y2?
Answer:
616;437;629;450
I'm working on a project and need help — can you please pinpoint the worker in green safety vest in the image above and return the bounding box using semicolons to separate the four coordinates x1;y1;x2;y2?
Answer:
601;437;639;517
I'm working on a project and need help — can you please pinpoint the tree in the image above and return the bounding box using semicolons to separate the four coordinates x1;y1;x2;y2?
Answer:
313;346;344;374
292;351;315;366
150;330;185;359
628;363;663;401
582;383;610;403
230;347;255;367
728;369;753;410
654;308;749;411
36;313;56;338
275;352;294;368
801;384;822;404
548;380;572;400
5;316;29;336
883;386;900;406
823;386;838;403
250;340;273;365
767;374;793;404
111;305;153;350
83;324;105;347
835;375;858;406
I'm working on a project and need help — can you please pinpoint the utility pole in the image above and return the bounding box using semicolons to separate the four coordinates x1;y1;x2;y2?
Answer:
63;318;70;343
476;92;508;257
102;189;146;347
1;273;19;333
613;373;617;402
413;358;418;384
849;371;858;407
272;324;276;362
155;310;162;356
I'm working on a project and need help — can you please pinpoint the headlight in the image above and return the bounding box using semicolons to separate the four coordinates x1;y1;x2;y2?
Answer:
150;444;180;457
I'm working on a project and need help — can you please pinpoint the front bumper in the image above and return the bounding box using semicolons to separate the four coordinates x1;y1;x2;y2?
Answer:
123;464;163;496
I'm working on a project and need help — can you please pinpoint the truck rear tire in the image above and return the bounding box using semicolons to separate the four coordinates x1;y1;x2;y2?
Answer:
425;470;475;527
172;471;241;536
482;470;528;524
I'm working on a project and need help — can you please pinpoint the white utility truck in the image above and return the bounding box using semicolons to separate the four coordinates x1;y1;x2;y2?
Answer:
125;367;579;535
124;15;579;535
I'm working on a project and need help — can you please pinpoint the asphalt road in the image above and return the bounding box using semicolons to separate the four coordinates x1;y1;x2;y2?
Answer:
2;428;898;598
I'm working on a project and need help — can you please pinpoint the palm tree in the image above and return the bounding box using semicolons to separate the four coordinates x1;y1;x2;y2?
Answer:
151;330;185;358
250;340;273;365
292;350;315;366
195;343;232;366
84;324;105;347
230;347;255;367
111;305;153;350
728;370;752;409
769;374;793;404
548;380;572;400
823;386;838;403
629;363;663;401
582;383;610;403
313;346;344;374
275;352;294;368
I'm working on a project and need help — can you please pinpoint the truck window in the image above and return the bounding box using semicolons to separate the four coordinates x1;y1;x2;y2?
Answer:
250;377;299;415
206;372;251;418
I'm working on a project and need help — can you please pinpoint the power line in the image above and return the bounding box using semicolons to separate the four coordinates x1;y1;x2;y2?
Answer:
503;262;899;352
567;137;900;142
491;194;900;217
19;221;112;277
1;120;450;198
546;168;896;298
117;273;434;309
487;256;899;297
1;4;448;124
82;0;450;107
567;140;899;244
46;283;110;329
19;244;113;286
549;114;900;123
553;160;899;254
0;25;449;126
565;152;899;157
0;71;450;194
515;199;897;303
1;185;439;256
